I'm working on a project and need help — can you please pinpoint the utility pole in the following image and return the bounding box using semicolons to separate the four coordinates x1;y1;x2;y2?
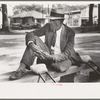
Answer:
48;4;49;16
42;5;43;19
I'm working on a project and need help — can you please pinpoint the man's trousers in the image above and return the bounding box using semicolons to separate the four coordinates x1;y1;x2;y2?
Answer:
20;36;72;72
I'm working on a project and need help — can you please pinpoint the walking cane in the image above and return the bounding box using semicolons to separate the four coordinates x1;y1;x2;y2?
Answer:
81;55;100;76
85;61;100;76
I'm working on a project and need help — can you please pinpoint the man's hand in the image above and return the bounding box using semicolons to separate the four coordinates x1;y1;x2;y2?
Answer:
34;51;45;59
41;52;53;60
52;54;64;62
34;51;53;60
28;42;53;60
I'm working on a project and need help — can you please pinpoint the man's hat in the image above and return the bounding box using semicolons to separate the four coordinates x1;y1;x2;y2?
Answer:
48;8;65;20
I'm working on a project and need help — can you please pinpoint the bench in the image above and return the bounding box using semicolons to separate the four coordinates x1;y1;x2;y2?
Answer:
0;55;97;83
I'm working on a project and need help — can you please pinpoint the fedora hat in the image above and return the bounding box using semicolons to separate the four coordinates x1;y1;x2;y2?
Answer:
48;8;65;20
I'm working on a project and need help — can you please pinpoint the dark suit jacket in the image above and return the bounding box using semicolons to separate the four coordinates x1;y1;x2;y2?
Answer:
26;23;82;64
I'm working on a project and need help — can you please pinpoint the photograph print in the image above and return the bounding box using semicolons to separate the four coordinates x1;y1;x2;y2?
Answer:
0;1;100;83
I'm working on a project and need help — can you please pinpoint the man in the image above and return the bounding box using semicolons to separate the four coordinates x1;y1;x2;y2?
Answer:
9;9;82;80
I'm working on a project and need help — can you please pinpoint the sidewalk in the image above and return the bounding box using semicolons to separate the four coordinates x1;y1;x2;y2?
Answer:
0;32;100;76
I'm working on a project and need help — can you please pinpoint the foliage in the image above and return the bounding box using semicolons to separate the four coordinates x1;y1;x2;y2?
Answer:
52;4;87;11
13;4;87;15
13;4;43;15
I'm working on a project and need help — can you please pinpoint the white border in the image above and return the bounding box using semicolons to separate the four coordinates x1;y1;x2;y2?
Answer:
0;83;100;99
0;1;100;5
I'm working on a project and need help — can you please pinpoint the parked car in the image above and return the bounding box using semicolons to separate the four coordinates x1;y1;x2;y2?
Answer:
11;23;22;30
11;22;41;30
22;23;41;29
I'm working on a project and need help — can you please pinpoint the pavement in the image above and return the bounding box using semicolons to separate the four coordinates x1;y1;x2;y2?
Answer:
0;29;100;82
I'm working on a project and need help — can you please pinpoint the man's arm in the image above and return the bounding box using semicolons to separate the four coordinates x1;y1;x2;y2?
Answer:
35;30;75;62
25;23;54;60
25;23;49;45
28;42;53;60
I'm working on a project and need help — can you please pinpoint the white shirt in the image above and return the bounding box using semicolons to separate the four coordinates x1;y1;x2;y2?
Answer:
51;26;62;54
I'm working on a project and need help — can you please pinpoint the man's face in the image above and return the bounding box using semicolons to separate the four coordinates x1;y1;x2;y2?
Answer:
50;19;60;31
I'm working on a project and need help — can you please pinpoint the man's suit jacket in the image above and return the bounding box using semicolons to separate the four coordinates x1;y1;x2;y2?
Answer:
26;23;82;64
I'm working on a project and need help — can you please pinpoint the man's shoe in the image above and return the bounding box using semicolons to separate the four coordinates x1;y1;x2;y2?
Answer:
9;70;27;80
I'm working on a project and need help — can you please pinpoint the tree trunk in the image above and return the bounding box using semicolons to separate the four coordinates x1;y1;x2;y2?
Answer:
2;4;9;32
89;4;94;26
98;4;100;27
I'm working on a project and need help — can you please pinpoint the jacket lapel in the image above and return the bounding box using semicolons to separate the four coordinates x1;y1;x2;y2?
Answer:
47;31;55;48
47;24;70;50
60;24;70;51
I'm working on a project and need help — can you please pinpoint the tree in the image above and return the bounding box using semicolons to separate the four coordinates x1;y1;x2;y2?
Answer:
13;4;87;15
88;4;94;26
13;4;44;15
2;4;9;32
98;4;100;27
52;4;84;12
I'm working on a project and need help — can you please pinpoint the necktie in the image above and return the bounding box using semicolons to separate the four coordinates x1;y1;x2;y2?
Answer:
51;31;57;47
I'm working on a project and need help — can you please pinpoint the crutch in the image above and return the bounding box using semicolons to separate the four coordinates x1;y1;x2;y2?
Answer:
38;72;56;83
81;55;100;76
30;64;56;83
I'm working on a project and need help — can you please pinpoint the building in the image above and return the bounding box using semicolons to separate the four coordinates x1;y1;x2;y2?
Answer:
11;10;47;26
64;5;98;27
64;10;81;27
81;5;98;26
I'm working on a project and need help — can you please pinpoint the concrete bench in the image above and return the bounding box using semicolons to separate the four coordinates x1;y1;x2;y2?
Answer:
0;55;94;83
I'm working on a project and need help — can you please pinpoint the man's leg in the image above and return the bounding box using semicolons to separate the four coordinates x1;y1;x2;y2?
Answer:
9;36;50;80
37;58;72;72
51;60;72;72
9;45;37;80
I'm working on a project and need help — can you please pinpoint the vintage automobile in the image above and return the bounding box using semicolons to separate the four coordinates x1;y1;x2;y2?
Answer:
11;23;22;30
11;22;41;30
21;22;41;29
